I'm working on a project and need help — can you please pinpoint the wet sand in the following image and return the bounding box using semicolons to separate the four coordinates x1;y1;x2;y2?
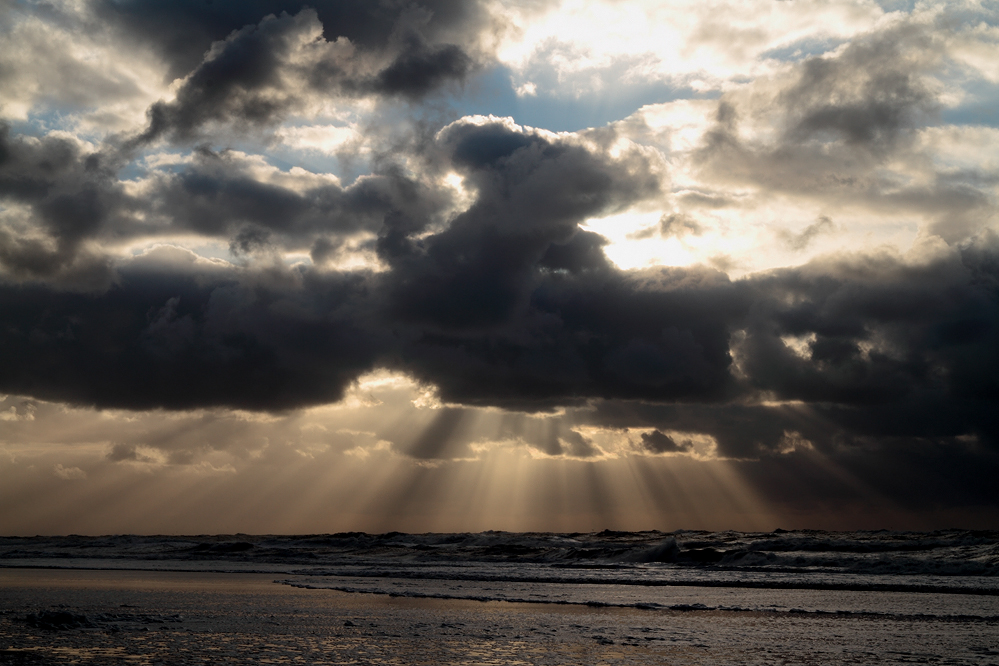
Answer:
1;568;996;665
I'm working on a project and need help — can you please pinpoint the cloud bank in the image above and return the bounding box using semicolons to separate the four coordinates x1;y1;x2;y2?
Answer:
1;0;997;531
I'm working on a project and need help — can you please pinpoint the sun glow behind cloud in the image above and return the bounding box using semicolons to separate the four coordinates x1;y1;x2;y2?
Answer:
582;211;697;269
491;0;885;90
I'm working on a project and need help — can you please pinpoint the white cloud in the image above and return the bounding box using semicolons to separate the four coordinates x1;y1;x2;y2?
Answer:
492;0;886;95
0;4;170;129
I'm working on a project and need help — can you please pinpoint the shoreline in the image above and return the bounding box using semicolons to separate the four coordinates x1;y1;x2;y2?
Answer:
1;559;996;598
3;568;998;665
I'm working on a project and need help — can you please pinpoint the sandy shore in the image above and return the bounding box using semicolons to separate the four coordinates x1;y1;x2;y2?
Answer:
1;568;996;665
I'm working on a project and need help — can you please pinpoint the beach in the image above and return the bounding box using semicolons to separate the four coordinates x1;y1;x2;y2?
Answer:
2;568;998;665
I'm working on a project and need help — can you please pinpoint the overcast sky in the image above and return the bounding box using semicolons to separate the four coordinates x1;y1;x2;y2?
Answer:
1;0;997;535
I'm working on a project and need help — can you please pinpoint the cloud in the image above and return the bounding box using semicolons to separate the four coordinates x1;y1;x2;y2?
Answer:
0;126;457;281
539;427;599;458
53;464;86;480
106;443;157;463
691;18;995;244
741;237;999;409
374;39;472;98
98;0;490;80
0;125;123;286
0;2;167;127
496;0;884;97
658;212;702;238
0;0;997;529
778;215;835;251
1;109;996;463
639;429;693;454
0;115;735;414
380;117;664;329
779;24;938;151
0;255;384;410
126;5;483;146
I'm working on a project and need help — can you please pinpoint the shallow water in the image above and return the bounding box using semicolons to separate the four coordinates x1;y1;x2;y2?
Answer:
2;569;998;665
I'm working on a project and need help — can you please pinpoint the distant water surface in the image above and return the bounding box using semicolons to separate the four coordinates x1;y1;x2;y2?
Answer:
2;530;996;612
2;531;997;664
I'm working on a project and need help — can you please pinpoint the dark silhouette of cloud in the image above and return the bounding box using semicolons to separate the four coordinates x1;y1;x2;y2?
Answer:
0;124;123;286
381;118;663;330
122;3;484;146
640;430;693;454
0;253;383;410
98;0;489;82
375;40;472;98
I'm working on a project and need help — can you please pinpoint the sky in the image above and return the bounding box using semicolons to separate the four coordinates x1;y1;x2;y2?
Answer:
0;0;997;535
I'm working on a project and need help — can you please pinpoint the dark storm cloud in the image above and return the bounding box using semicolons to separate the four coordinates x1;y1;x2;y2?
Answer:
380;119;663;330
2;112;997;472
365;119;749;409
374;40;472;98
121;2;485;145
146;147;452;246
0;126;112;235
132;10;319;144
0;124;125;285
742;239;999;408
99;0;489;81
3;0;486;267
0;127;457;276
391;261;744;410
0;120;594;407
0;250;383;411
571;233;999;461
0;117;749;416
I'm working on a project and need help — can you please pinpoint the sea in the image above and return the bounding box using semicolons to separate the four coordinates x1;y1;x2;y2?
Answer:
2;529;997;664
0;529;999;666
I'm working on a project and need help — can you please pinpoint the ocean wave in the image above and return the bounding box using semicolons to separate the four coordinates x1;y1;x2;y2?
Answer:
2;529;996;581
